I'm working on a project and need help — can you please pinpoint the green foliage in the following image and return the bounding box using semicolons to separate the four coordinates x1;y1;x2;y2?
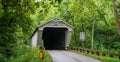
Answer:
66;0;120;52
9;45;39;62
0;0;3;18
8;45;52;62
0;0;37;61
89;54;120;62
0;53;7;62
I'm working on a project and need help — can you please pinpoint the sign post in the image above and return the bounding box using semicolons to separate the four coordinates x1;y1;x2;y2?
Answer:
80;32;85;41
80;32;85;47
39;50;44;60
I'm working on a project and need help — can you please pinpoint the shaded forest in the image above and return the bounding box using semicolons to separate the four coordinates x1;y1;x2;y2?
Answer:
0;0;120;62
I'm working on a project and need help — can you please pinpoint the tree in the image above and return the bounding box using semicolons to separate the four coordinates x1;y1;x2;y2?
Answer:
0;0;36;60
113;0;120;36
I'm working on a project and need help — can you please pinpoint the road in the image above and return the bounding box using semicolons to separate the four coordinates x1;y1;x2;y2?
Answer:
48;50;102;62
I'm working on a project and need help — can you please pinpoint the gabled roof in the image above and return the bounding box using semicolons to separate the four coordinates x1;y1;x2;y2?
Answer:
30;17;74;38
38;17;74;28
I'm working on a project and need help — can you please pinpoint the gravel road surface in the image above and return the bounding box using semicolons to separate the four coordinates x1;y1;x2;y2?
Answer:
48;50;102;62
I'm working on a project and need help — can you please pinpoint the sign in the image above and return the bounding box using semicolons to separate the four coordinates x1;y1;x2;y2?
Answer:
49;21;63;26
39;50;44;60
80;32;85;41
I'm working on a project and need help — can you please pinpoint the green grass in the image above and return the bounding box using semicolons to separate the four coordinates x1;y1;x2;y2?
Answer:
39;50;52;62
23;49;52;62
71;50;120;62
88;53;120;62
8;45;52;62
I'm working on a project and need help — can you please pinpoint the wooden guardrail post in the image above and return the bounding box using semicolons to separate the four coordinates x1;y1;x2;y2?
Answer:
86;50;89;54
95;51;100;56
91;50;94;54
102;52;106;56
109;53;114;58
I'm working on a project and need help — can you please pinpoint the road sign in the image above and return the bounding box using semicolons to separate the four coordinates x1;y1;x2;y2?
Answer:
39;50;44;60
80;32;85;41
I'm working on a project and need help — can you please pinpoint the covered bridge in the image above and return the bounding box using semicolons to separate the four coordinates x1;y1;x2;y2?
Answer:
30;17;74;50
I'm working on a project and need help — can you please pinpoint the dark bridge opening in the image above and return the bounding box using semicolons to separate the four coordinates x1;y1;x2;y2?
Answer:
42;28;67;50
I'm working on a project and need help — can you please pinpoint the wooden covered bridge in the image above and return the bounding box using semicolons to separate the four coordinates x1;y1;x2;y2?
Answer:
30;17;74;50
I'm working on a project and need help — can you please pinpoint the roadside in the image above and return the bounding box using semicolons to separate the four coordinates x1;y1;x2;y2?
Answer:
71;50;120;62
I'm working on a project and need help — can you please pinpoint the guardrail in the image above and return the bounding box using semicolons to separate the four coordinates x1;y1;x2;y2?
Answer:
68;47;120;59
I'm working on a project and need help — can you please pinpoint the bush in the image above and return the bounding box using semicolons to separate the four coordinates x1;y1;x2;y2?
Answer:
0;53;7;62
9;45;40;62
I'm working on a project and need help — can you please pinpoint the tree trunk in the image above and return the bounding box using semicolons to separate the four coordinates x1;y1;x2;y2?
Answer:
91;21;94;49
113;0;120;36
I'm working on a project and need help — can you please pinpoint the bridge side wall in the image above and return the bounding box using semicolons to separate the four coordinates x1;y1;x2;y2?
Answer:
31;31;38;47
37;30;43;48
65;31;72;48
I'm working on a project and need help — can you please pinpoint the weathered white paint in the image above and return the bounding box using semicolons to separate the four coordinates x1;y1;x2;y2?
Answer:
65;31;72;47
31;31;38;47
37;30;43;48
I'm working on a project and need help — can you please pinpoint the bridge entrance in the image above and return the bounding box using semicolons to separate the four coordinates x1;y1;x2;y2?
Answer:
42;28;67;50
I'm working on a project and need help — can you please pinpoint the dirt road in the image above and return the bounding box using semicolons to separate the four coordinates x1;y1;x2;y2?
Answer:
48;50;102;62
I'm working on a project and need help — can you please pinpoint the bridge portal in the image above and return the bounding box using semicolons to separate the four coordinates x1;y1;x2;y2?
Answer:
30;17;74;50
43;28;67;50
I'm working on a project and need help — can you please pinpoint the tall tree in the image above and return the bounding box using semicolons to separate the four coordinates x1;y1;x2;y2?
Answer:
0;0;36;59
113;0;120;36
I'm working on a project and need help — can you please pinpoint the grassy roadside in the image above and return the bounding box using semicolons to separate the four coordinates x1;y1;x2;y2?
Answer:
39;50;52;62
71;50;120;62
87;53;120;62
8;45;52;62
